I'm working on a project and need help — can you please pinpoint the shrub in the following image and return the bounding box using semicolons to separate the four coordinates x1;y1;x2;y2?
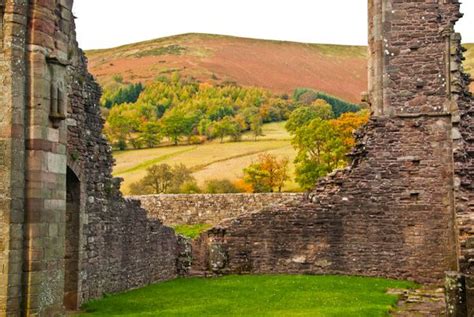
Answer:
204;179;241;194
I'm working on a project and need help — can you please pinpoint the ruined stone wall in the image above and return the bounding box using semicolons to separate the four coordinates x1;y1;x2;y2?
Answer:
193;116;457;283
451;36;474;278
132;193;303;226
0;1;180;315
66;52;179;305
192;0;466;285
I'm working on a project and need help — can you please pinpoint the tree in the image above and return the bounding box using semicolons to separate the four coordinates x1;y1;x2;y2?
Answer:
291;118;347;190
285;100;334;134
209;117;242;143
161;109;196;145
129;163;196;194
104;104;141;150
170;164;195;193
310;99;334;120
250;115;263;141
139;121;162;148
285;107;319;134
137;164;174;194
243;154;290;192
330;110;370;148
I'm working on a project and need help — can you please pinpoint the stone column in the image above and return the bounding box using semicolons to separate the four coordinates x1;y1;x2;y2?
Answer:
21;0;73;315
368;0;384;116
0;0;28;315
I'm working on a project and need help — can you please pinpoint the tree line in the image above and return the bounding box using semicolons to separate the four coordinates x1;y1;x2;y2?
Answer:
102;75;362;150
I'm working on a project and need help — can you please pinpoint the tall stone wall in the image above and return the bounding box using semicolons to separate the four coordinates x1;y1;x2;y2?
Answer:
132;193;303;226
192;0;470;287
66;49;178;305
0;1;180;315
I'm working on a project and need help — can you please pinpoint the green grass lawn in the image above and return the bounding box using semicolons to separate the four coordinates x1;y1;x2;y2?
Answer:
80;275;415;317
173;224;212;239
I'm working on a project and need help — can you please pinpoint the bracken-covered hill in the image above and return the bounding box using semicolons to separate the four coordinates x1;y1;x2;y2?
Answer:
85;33;368;103
85;34;474;102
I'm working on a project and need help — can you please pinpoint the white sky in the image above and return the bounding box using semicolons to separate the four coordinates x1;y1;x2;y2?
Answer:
74;1;474;50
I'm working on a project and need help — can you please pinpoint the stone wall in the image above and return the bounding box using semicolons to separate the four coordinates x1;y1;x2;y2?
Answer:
131;193;303;226
66;18;178;308
192;0;468;286
193;116;458;283
0;1;180;315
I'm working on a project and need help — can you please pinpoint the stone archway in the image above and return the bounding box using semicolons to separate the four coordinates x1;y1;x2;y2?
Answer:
64;167;81;311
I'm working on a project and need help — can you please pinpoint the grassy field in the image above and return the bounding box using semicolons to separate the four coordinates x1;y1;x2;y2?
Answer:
173;224;213;239
113;122;300;194
80;275;416;317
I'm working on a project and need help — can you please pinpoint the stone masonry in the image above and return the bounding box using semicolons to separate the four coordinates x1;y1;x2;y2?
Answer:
0;0;472;316
0;1;179;316
192;1;474;315
132;193;303;226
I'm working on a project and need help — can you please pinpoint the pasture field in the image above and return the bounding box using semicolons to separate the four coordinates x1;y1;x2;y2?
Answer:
113;122;300;194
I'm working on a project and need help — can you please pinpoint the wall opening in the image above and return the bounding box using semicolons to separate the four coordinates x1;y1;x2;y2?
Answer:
64;167;81;311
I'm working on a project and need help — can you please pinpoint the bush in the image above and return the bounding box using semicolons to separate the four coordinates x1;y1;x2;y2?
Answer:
204;179;241;194
180;181;202;194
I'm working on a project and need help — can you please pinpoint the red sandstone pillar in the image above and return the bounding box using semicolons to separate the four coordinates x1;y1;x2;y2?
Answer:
21;0;74;315
0;0;28;315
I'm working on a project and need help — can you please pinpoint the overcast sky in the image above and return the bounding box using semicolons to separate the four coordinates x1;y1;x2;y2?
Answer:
73;1;474;50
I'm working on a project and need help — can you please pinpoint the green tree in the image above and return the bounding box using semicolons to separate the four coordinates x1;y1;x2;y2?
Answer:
170;164;195;193
161;109;196;145
129;163;196;194
139;121;162;148
291;118;346;190
250;115;263;141
134;164;174;194
285;100;334;134
105;104;141;150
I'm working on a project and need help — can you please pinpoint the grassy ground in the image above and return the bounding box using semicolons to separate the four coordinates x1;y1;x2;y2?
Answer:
173;224;212;239
113;122;300;194
80;275;416;317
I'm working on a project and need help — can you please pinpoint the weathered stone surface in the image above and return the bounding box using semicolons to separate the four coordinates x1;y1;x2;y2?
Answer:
0;0;473;316
0;0;180;315
191;0;472;297
132;193;303;226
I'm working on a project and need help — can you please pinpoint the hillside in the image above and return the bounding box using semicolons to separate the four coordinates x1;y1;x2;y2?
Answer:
113;122;300;194
86;33;368;103
86;35;474;102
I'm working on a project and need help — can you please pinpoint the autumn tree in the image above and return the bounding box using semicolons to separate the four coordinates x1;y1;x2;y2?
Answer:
243;154;290;192
330;110;370;149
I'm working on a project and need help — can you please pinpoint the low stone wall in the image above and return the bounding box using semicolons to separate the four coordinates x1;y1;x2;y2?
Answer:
131;193;304;226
